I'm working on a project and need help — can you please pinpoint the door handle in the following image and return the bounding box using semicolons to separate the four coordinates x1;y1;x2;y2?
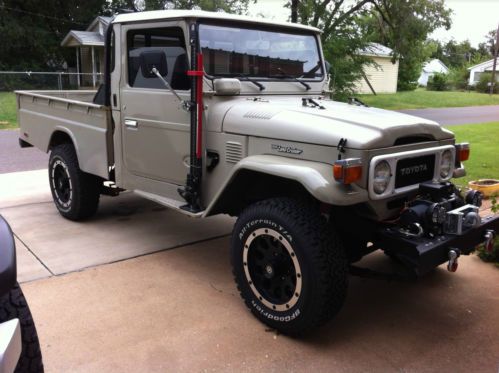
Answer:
125;119;138;128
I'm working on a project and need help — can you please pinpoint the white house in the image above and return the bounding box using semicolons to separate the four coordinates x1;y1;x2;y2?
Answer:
467;58;499;86
61;16;112;88
354;43;399;94
418;59;449;86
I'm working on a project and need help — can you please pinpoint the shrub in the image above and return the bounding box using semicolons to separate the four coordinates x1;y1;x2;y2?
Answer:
476;194;499;267
426;72;450;91
475;72;498;94
448;66;470;90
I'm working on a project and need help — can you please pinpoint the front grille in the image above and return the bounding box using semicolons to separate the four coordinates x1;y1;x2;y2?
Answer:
395;154;435;188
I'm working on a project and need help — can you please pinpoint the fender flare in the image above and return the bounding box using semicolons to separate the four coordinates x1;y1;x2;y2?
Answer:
204;155;369;216
0;215;16;298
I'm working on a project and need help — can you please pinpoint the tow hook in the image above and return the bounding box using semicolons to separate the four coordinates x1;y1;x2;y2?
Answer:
447;249;460;272
484;230;496;253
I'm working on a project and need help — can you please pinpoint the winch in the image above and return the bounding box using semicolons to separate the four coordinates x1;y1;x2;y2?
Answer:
397;182;483;238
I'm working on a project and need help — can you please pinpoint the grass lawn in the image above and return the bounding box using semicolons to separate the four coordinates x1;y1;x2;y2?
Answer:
0;92;17;129
356;88;499;110
445;122;499;186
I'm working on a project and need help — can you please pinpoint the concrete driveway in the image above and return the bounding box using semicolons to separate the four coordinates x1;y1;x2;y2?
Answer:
1;170;499;372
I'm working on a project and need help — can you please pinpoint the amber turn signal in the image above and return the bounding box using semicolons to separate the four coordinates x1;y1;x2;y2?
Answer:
455;143;470;162
333;158;362;184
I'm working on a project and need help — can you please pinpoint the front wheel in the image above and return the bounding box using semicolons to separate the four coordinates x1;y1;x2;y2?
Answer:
231;198;348;335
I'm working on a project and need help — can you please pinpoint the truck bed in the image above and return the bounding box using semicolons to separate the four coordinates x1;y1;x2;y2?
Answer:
16;90;113;179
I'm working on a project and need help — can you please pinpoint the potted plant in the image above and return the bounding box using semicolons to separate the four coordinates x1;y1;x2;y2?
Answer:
468;179;499;198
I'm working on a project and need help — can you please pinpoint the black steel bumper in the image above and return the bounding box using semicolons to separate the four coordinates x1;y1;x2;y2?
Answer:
379;214;499;275
0;215;17;297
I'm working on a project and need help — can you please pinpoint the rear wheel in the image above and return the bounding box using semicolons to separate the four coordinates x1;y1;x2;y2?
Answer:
231;198;348;335
49;143;101;221
0;283;44;373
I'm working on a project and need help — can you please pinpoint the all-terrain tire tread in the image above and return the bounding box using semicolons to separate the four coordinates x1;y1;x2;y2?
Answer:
49;143;100;220
232;197;348;335
0;283;44;373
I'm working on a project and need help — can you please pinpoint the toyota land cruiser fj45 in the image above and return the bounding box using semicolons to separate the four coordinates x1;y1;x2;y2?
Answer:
16;9;499;335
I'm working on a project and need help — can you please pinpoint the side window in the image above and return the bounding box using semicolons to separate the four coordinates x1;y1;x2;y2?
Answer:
127;27;190;90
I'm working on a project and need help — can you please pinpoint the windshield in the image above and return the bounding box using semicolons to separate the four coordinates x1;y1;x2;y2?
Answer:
199;23;323;80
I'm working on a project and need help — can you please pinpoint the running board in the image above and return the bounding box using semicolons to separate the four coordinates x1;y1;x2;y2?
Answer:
133;190;204;218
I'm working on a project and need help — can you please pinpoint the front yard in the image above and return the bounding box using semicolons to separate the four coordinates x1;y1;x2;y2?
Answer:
446;121;499;186
0;92;17;129
356;89;499;110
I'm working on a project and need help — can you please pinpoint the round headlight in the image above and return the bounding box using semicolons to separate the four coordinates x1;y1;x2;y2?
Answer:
440;150;453;179
373;160;391;194
133;0;146;12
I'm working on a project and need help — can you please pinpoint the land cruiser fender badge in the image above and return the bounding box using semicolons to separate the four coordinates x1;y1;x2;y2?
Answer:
271;144;303;155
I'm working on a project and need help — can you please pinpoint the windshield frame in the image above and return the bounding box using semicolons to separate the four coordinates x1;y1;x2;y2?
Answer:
197;20;325;83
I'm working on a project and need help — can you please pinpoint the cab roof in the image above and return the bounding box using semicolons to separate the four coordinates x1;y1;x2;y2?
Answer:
113;10;322;33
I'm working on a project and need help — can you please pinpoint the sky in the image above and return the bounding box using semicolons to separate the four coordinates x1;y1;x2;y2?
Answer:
248;0;499;47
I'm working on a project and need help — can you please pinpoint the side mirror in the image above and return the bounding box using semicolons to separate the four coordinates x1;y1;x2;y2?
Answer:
140;51;168;78
214;78;241;95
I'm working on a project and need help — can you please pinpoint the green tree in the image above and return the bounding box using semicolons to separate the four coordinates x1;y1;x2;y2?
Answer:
286;0;451;96
286;0;377;99
365;0;452;91
0;0;108;70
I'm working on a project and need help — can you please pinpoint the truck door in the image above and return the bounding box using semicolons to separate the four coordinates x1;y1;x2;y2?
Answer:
120;23;191;185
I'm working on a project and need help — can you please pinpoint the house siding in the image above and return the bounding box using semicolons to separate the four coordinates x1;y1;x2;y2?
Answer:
355;56;399;94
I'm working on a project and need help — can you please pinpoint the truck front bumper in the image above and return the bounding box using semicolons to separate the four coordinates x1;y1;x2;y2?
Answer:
0;319;21;373
379;214;499;275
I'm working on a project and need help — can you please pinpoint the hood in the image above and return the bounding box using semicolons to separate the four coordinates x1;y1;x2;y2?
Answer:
222;98;454;149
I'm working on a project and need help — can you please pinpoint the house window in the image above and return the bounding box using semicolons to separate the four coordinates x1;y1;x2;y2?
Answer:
127;27;190;90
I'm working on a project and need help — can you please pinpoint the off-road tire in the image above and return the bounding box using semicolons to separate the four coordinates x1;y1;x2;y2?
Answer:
49;143;101;221
0;283;44;373
231;198;348;335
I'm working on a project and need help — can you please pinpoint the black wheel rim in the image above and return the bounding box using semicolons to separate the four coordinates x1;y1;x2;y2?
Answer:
51;160;72;208
243;228;302;311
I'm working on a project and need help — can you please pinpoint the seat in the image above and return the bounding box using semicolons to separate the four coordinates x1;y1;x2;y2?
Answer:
170;53;191;90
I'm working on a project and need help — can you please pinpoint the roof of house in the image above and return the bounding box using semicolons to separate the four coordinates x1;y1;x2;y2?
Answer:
61;16;111;47
467;58;499;71
357;43;394;58
422;59;449;73
113;9;321;33
61;31;104;47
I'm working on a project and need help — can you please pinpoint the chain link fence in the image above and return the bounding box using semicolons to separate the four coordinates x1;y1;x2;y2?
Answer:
0;71;104;91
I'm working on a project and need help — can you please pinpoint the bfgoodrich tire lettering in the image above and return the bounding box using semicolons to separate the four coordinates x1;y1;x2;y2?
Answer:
231;198;348;335
48;143;101;221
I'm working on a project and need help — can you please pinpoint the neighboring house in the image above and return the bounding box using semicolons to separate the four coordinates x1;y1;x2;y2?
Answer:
468;58;499;86
418;59;449;86
61;16;112;88
354;43;399;94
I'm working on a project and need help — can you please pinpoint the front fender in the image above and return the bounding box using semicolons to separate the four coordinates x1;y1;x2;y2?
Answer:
204;155;369;216
0;216;16;298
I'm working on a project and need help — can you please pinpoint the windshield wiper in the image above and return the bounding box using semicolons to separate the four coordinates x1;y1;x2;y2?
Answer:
235;74;265;91
300;62;321;79
271;67;311;91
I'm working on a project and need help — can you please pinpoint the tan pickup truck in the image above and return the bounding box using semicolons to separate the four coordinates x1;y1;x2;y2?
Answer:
17;9;498;335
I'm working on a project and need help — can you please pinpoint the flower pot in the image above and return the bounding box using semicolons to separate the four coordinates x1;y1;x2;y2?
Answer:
468;179;499;198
